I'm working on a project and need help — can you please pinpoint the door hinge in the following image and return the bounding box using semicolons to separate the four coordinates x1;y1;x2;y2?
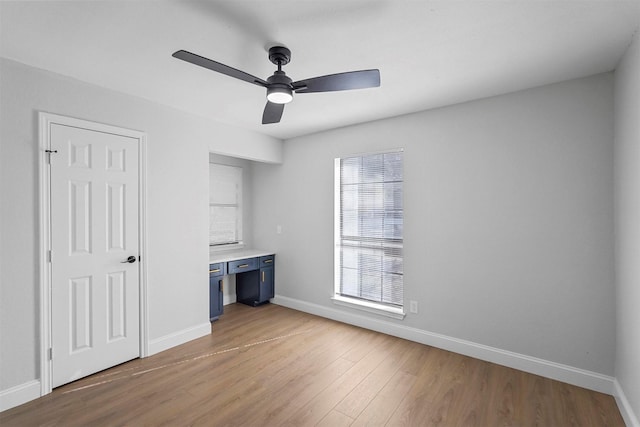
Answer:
45;149;58;164
48;348;53;360
48;250;52;263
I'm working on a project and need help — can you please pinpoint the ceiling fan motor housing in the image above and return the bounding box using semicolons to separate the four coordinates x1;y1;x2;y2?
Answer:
266;71;293;104
267;70;292;86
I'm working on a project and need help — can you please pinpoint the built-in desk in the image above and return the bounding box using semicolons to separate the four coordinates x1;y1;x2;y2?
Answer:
209;249;275;321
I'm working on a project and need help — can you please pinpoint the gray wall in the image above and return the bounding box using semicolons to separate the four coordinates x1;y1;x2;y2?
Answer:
614;30;640;422
0;58;282;391
253;73;616;375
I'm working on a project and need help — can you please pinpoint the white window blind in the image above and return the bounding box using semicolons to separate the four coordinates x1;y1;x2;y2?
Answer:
209;163;243;246
335;151;404;309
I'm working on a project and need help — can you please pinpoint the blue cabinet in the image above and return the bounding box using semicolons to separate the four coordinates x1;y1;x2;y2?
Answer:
209;262;225;321
259;255;275;301
209;253;275;317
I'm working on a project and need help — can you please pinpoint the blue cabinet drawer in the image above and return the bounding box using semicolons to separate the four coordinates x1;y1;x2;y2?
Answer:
228;257;258;274
209;262;225;277
260;254;275;267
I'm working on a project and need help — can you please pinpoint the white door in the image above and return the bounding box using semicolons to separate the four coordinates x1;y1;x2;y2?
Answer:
50;123;140;388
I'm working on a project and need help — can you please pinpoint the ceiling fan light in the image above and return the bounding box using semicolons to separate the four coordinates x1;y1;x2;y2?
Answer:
266;86;293;104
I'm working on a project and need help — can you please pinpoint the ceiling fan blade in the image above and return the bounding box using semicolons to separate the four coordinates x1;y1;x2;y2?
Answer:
262;101;285;124
172;50;268;87
292;69;380;93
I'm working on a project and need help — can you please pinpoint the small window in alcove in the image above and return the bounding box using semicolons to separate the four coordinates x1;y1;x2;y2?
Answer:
209;163;243;247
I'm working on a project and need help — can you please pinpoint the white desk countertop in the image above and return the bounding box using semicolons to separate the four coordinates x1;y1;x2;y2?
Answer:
209;248;274;264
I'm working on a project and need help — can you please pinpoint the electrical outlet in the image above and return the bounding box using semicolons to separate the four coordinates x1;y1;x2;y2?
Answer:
276;225;282;234
409;300;418;314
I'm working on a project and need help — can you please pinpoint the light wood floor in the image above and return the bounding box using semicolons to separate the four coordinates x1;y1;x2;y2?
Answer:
1;303;624;426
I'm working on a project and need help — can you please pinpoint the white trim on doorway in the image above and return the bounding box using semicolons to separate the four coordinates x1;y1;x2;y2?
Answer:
38;112;149;396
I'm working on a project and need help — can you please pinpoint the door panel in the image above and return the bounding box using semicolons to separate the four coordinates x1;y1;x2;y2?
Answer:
50;123;140;388
107;271;127;341
70;276;92;352
107;182;126;251
69;180;92;254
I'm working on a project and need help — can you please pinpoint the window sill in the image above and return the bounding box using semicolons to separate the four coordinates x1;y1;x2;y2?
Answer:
331;296;405;320
209;242;245;253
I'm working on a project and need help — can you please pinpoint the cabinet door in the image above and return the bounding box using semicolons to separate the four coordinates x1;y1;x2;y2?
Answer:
260;266;274;301
209;276;223;320
216;279;223;316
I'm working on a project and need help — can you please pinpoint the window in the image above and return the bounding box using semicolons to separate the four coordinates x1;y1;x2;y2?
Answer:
334;150;404;318
209;163;243;248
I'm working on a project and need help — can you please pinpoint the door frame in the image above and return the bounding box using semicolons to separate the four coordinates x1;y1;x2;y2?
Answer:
38;112;149;396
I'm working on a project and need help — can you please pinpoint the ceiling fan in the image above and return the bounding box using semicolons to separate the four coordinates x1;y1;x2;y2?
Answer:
172;46;380;124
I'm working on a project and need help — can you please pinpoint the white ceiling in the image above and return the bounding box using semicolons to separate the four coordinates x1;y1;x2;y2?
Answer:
1;1;639;140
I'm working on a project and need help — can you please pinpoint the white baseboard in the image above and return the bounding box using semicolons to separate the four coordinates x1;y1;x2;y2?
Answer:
223;293;237;306
148;322;211;356
273;295;615;395
614;379;640;427
0;380;41;412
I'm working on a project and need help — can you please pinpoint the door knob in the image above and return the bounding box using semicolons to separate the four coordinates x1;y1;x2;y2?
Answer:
121;256;137;264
